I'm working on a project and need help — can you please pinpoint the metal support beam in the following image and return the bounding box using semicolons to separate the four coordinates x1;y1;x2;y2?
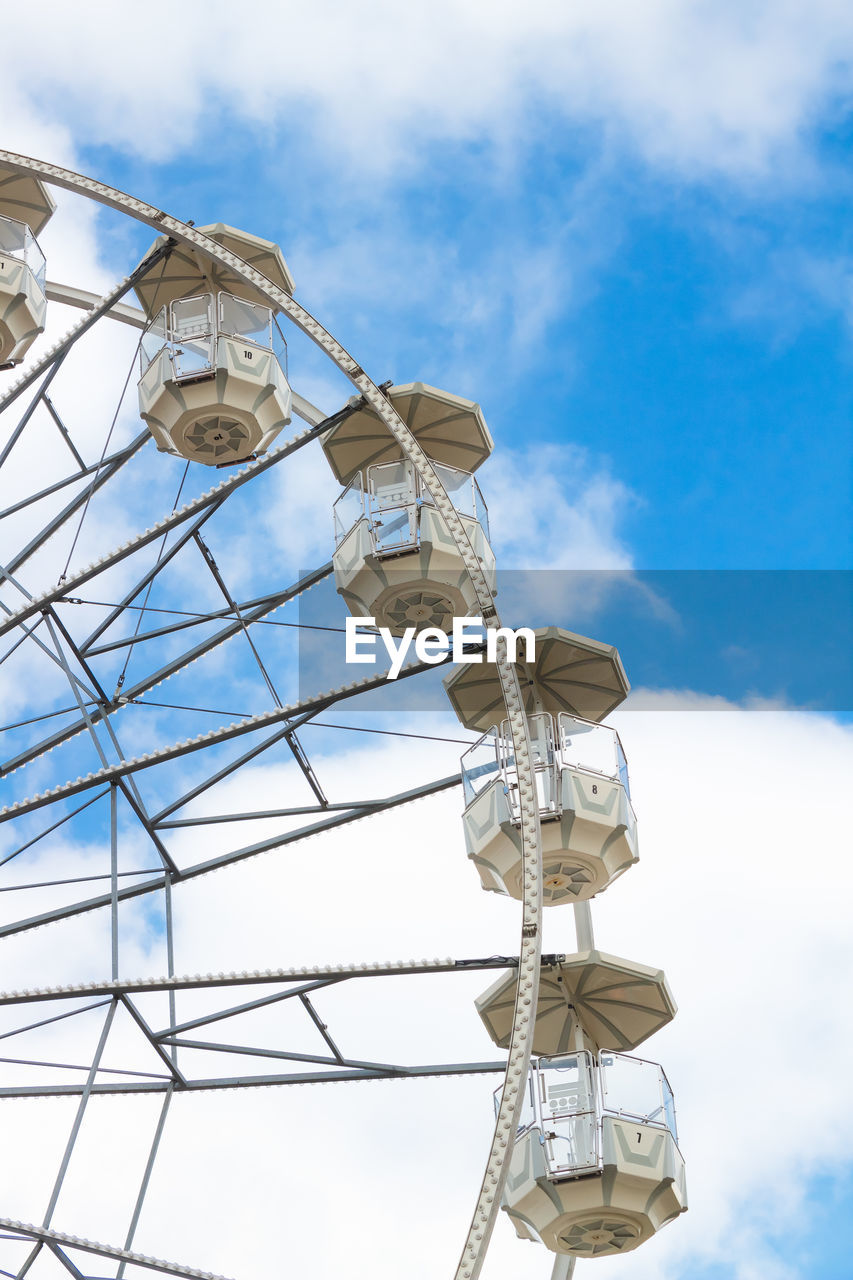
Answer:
119;996;187;1089
2;650;448;810
154;801;376;829
0;433;151;522
46;1244;86;1280
155;977;345;1040
0;1059;508;1099
36;608;180;879
0;954;525;1007
574;901;595;952
113;561;332;701
41;394;86;471
0;790;109;869
0;350;68;471
12;1242;41;1280
190;529;328;806
0;421;328;641
79;499;226;655
148;720;309;825
44;281;148;329
8;424;158;637
42;1000;117;1228
0;561;333;778
160;1037;403;1074
0;774;462;937
299;993;344;1062
83;582;319;656
0;999;112;1044
116;1086;174;1278
110;786;119;980
0;1217;234;1280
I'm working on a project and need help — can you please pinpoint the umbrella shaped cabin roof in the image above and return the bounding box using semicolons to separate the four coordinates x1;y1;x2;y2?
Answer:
444;626;630;732
476;950;677;1057
321;382;494;486
133;223;295;318
0;166;56;236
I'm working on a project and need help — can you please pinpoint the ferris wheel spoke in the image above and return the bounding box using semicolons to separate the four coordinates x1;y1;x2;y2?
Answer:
0;614;99;712
157;977;348;1039
39;611;111;767
0;421;328;643
76;499;226;656
0;348;69;472
88;560;334;682
33;607;180;878
0;1218;234;1280
0;772;461;940
1;563;335;780
43;1242;87;1280
0;791;110;869
0;1060;508;1100
154;800;390;828
118;996;187;1089
0;961;527;1104
40;1001;118;1232
39;393;86;472
0;955;524;1009
0;430;148;530
114;1085;174;1280
147;720;320;826
3;653;453;819
159;1037;411;1076
190;529;285;710
82;578;332;657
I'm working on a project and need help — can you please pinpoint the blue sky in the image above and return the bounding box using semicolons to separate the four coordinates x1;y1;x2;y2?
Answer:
2;5;853;1280
78;108;853;577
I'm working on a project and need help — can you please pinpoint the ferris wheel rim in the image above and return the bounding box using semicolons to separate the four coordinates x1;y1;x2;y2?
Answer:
0;150;545;1280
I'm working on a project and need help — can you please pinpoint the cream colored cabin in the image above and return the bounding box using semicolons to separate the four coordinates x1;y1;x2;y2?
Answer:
461;711;637;903
134;225;294;464
326;384;496;633
0;168;55;368
502;1051;686;1258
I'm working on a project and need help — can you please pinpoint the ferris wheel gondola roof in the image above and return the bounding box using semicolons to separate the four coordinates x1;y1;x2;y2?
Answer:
321;382;494;485
476;951;677;1057
133;222;295;317
0;165;56;236
444;625;630;732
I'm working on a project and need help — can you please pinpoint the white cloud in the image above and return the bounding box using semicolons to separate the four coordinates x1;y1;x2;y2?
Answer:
486;441;637;570
5;1;853;182
2;698;851;1279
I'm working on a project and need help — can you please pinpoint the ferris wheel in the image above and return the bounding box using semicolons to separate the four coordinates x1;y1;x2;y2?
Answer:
0;154;686;1280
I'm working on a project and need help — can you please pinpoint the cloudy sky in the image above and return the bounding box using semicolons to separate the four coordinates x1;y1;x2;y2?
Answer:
1;4;853;1280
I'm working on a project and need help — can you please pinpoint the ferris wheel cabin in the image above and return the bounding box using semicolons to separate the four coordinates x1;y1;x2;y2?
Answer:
448;619;688;1264
500;1051;687;1258
461;711;637;902
134;225;294;464
0;167;55;368
447;628;634;903
323;384;496;634
479;949;684;1262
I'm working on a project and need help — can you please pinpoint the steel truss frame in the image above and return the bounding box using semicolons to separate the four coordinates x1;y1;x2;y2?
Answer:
0;153;545;1280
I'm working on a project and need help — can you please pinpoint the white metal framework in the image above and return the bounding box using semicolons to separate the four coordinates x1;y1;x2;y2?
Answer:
0;153;545;1280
